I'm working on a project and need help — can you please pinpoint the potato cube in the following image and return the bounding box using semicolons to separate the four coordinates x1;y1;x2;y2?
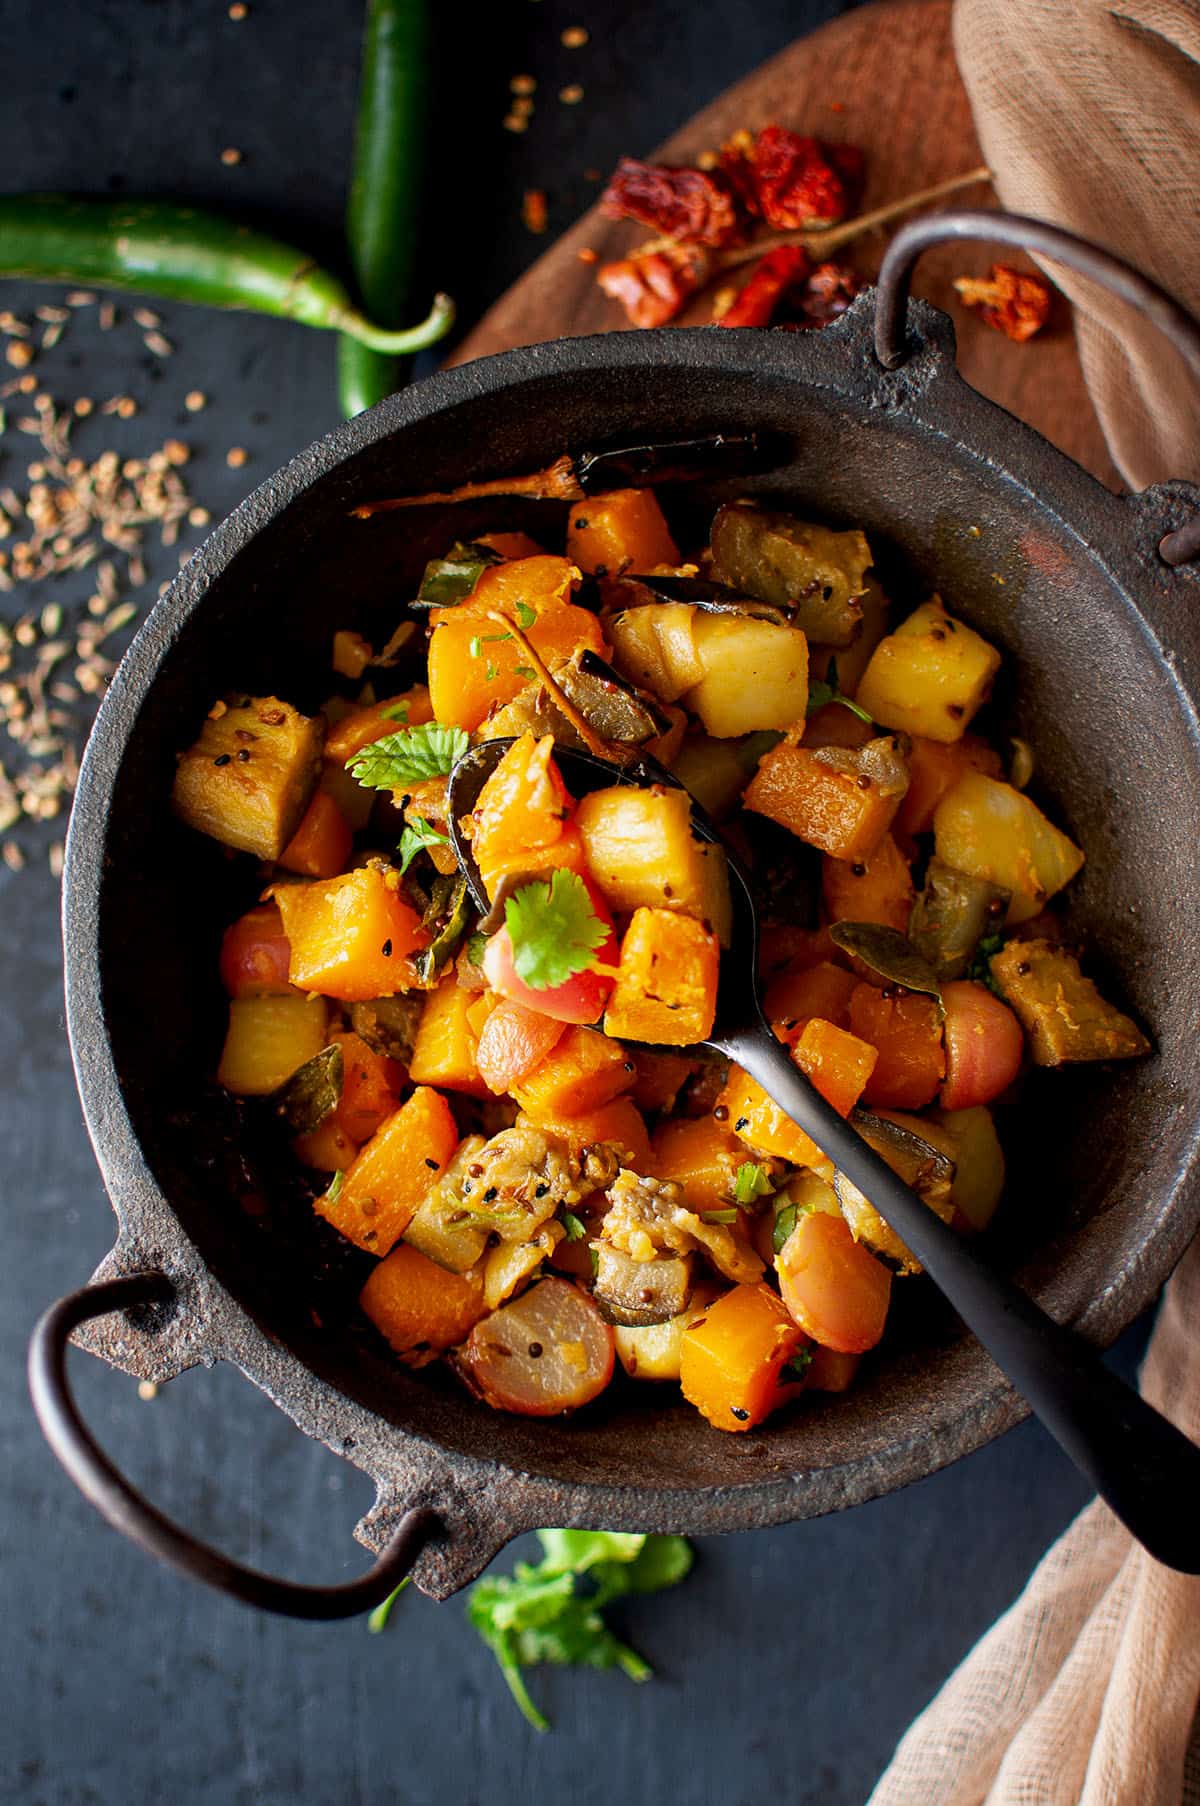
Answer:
172;694;323;860
615;1287;721;1383
933;772;1084;923
575;784;732;943
216;992;328;1096
275;866;429;1001
855;598;1000;743
989;939;1150;1066
744;735;909;863
607;603;705;703
604;907;719;1046
682;613;809;738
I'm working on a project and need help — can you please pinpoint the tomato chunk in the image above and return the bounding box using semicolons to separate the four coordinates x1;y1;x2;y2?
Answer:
940;979;1024;1109
219;903;293;998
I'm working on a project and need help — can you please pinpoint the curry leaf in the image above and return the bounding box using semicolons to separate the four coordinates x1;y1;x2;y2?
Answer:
416;541;502;608
828;921;943;1007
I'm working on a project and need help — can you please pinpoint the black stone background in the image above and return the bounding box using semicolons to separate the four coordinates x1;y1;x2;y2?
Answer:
0;3;1152;1802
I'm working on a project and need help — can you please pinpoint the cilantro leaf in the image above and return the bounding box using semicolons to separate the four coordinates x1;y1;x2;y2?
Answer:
772;1200;799;1255
782;1346;814;1383
417;541;501;608
561;1211;586;1242
514;601;537;629
380;701;409;724
322;1168;345;1206
505;870;609;991
733;1161;776;1206
535;1530;645;1575
397;815;452;874
347;722;469;790
807;657;873;725
701;1208;739;1225
967;931;1008;996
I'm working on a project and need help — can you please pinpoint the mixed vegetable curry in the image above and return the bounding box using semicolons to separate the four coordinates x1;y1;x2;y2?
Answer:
173;480;1149;1433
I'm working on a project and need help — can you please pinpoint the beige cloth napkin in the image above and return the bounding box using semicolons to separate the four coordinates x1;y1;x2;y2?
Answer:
868;8;1200;1796
951;0;1200;490
868;1241;1200;1804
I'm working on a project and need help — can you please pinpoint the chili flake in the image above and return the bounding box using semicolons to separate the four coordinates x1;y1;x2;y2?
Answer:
953;264;1053;342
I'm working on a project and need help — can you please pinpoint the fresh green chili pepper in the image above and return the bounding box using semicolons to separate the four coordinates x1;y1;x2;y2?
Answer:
338;0;434;418
0;194;453;353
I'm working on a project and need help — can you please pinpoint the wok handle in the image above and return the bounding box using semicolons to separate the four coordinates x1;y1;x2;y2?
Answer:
873;208;1200;567
28;1270;438;1619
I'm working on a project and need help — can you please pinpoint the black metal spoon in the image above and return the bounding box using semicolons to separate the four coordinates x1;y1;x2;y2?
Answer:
448;739;1200;1573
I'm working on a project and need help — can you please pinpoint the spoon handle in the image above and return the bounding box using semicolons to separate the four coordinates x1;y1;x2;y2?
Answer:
733;1027;1200;1572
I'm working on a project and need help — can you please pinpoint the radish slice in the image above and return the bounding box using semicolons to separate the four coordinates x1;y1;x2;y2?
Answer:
458;1277;614;1415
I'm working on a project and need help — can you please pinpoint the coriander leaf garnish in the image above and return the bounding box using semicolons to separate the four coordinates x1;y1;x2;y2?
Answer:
733;1161;775;1206
700;1208;739;1225
561;1211;587;1241
782;1346;814;1383
968;931;1008;997
347;722;469;790
514;601;537;629
323;1168;346;1206
807;657;873;725
772;1200;799;1255
505;869;609;991
397;815;452;874
380;701;410;723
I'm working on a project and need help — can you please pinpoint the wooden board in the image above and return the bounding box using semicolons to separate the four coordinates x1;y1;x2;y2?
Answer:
451;0;1118;489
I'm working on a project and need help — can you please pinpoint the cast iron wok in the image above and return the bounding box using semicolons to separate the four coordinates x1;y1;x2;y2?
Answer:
32;214;1200;1615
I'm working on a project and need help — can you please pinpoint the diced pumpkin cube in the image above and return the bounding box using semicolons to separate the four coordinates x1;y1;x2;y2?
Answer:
855;598;1001;743
792;1017;877;1117
293;1117;359;1172
821;832;913;932
651;1113;744;1212
528;1096;652;1166
317;750;374;833
892;733;1003;843
681;613;810;738
217;992;328;1096
427;556;608;730
324;686;434;764
607;603;705;703
604;907;719;1046
717;1066;833;1175
764;959;858;1031
275;866;428;1001
468;732;583;900
510;1024;636;1118
847;982;946;1108
679;1282;806;1431
360;1241;486;1364
631;1050;695;1114
575;783;732;944
331;1030;403;1142
172;694;324;860
565;488;680;576
317;1086;458;1254
933;772;1085;924
989;939;1150;1066
475;530;546;559
278;789;354;879
408;975;490;1097
744;735;909;863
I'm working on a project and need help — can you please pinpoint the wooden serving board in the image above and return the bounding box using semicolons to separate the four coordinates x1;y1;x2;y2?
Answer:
451;0;1118;490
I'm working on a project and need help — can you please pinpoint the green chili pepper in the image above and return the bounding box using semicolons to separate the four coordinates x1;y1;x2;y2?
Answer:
338;0;435;418
0;194;453;353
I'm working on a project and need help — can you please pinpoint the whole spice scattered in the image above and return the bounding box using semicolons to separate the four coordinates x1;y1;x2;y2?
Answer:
601;157;742;249
953;264;1053;342
718;244;810;329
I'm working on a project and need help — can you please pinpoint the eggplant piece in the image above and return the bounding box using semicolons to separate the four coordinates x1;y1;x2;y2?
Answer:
574;430;785;493
829;922;943;1005
710;502;874;648
909;858;1010;980
271;1042;343;1135
592;1243;694;1327
834;1109;956;1275
558;649;672;742
989;939;1151;1066
348;993;425;1063
615;572;789;626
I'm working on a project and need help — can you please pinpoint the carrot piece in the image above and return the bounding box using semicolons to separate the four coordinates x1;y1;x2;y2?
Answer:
679;1282;806;1431
476;997;568;1094
565;488;680;577
776;1211;892;1353
408;976;491;1098
764;959;858;1030
630;1049;695;1114
847;982;946;1108
324;686;435;764
892;733;1003;844
469;732;584;900
531;1096;652;1167
316;1086;459;1254
603;907;719;1045
745;740;905;863
219;902;293;997
821;832;914;933
331;1030;403;1142
275;866;428;1001
360;1241;486;1365
293;1117;358;1172
278;789;354;879
791;1017;877;1116
651;1113;744;1212
511;1024;636;1118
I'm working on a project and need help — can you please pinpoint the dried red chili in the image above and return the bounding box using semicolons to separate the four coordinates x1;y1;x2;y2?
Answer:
600;156;742;248
719;245;811;328
953;264;1052;341
782;259;865;328
596;244;711;328
748;126;863;229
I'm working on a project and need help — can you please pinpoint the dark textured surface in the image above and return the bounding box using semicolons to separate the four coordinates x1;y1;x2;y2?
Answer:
0;4;1181;1804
